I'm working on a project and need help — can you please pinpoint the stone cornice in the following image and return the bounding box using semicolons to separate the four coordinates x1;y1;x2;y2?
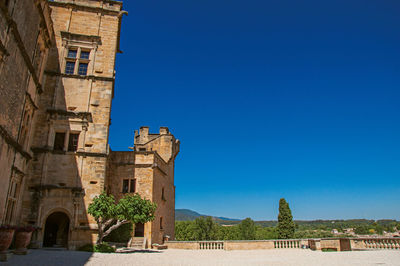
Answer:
45;70;115;82
31;146;108;158
31;184;84;192
0;125;32;160
49;0;123;16
60;31;102;45
47;108;92;122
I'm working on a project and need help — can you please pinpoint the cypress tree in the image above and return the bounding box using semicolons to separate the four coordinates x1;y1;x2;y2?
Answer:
277;198;295;239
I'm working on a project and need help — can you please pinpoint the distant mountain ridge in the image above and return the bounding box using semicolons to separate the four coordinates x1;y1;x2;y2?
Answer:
175;209;241;222
175;209;399;228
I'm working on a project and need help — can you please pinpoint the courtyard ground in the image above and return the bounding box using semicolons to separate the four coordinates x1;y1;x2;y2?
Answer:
1;249;399;266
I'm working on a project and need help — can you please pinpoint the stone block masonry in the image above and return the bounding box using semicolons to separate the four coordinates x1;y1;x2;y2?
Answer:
1;0;180;251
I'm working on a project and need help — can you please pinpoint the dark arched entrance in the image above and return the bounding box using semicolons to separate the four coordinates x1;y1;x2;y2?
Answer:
43;212;70;248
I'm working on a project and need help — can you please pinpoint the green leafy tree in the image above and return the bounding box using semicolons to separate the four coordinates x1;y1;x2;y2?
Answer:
88;192;157;244
255;226;278;240
238;218;256;240
277;198;295;239
192;216;217;240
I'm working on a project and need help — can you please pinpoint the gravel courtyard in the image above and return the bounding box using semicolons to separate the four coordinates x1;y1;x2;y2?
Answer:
1;249;400;266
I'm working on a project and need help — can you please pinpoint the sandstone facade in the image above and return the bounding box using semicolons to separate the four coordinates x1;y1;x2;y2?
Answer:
108;126;180;247
0;0;178;250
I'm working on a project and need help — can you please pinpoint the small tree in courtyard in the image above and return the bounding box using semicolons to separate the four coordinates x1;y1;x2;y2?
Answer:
277;198;295;239
88;192;157;244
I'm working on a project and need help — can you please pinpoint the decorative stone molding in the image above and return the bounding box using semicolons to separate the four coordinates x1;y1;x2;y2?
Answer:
0;125;32;160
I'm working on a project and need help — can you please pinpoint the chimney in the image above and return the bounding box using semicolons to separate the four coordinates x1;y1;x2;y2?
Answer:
159;127;169;135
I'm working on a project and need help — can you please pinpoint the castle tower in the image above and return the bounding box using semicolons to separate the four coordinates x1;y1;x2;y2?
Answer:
108;127;180;247
18;0;126;249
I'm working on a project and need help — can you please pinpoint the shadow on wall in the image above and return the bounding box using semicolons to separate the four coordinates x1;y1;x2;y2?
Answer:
24;36;91;252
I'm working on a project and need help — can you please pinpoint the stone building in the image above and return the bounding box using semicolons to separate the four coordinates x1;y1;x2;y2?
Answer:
0;0;179;250
0;0;55;228
108;126;180;246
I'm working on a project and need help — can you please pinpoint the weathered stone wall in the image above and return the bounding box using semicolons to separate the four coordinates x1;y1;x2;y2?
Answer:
166;241;200;250
0;0;53;224
224;240;275;250
134;127;179;246
108;127;179;247
16;0;125;249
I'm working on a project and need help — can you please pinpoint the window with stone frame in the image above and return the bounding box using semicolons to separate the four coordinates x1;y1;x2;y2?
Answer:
122;179;136;193
53;132;66;151
68;133;79;152
18;105;34;150
53;131;80;152
64;47;91;76
4;171;23;224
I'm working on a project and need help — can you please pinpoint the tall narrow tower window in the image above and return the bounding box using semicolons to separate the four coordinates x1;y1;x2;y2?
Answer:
68;133;79;152
54;132;66;151
122;179;129;193
130;179;136;193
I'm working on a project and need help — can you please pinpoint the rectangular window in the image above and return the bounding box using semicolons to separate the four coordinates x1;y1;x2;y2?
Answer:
129;179;136;193
160;217;163;230
68;133;79;152
5;173;22;224
139;148;146;151
80;51;90;59
78;63;88;75
67;49;77;58
122;179;129;193
65;61;75;74
54;132;66;151
161;187;165;201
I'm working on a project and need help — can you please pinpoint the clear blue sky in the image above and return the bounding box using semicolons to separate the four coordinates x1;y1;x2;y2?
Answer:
110;0;400;220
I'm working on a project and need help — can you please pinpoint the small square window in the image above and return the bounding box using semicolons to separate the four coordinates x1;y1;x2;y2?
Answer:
78;63;88;75
65;61;75;74
54;132;66;151
80;51;90;60
68;133;79;152
67;49;77;58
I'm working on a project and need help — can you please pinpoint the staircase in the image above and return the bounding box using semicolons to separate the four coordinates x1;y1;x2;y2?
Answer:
128;237;146;249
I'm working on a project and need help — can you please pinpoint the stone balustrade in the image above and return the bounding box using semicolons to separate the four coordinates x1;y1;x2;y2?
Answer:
274;239;301;248
199;241;224;250
166;238;400;251
354;238;400;250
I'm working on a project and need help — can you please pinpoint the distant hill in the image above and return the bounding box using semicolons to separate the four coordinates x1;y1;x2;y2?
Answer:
175;209;240;222
175;209;399;228
175;209;203;221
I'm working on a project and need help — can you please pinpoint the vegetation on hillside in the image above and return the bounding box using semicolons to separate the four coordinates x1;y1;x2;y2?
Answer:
175;199;400;241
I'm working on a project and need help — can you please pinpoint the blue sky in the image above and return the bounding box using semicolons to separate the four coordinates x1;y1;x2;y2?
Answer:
110;0;400;220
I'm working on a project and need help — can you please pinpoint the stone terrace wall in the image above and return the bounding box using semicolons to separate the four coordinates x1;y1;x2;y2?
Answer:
167;238;400;251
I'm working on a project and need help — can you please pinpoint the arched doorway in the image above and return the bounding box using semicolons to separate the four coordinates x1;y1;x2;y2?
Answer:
43;212;70;248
